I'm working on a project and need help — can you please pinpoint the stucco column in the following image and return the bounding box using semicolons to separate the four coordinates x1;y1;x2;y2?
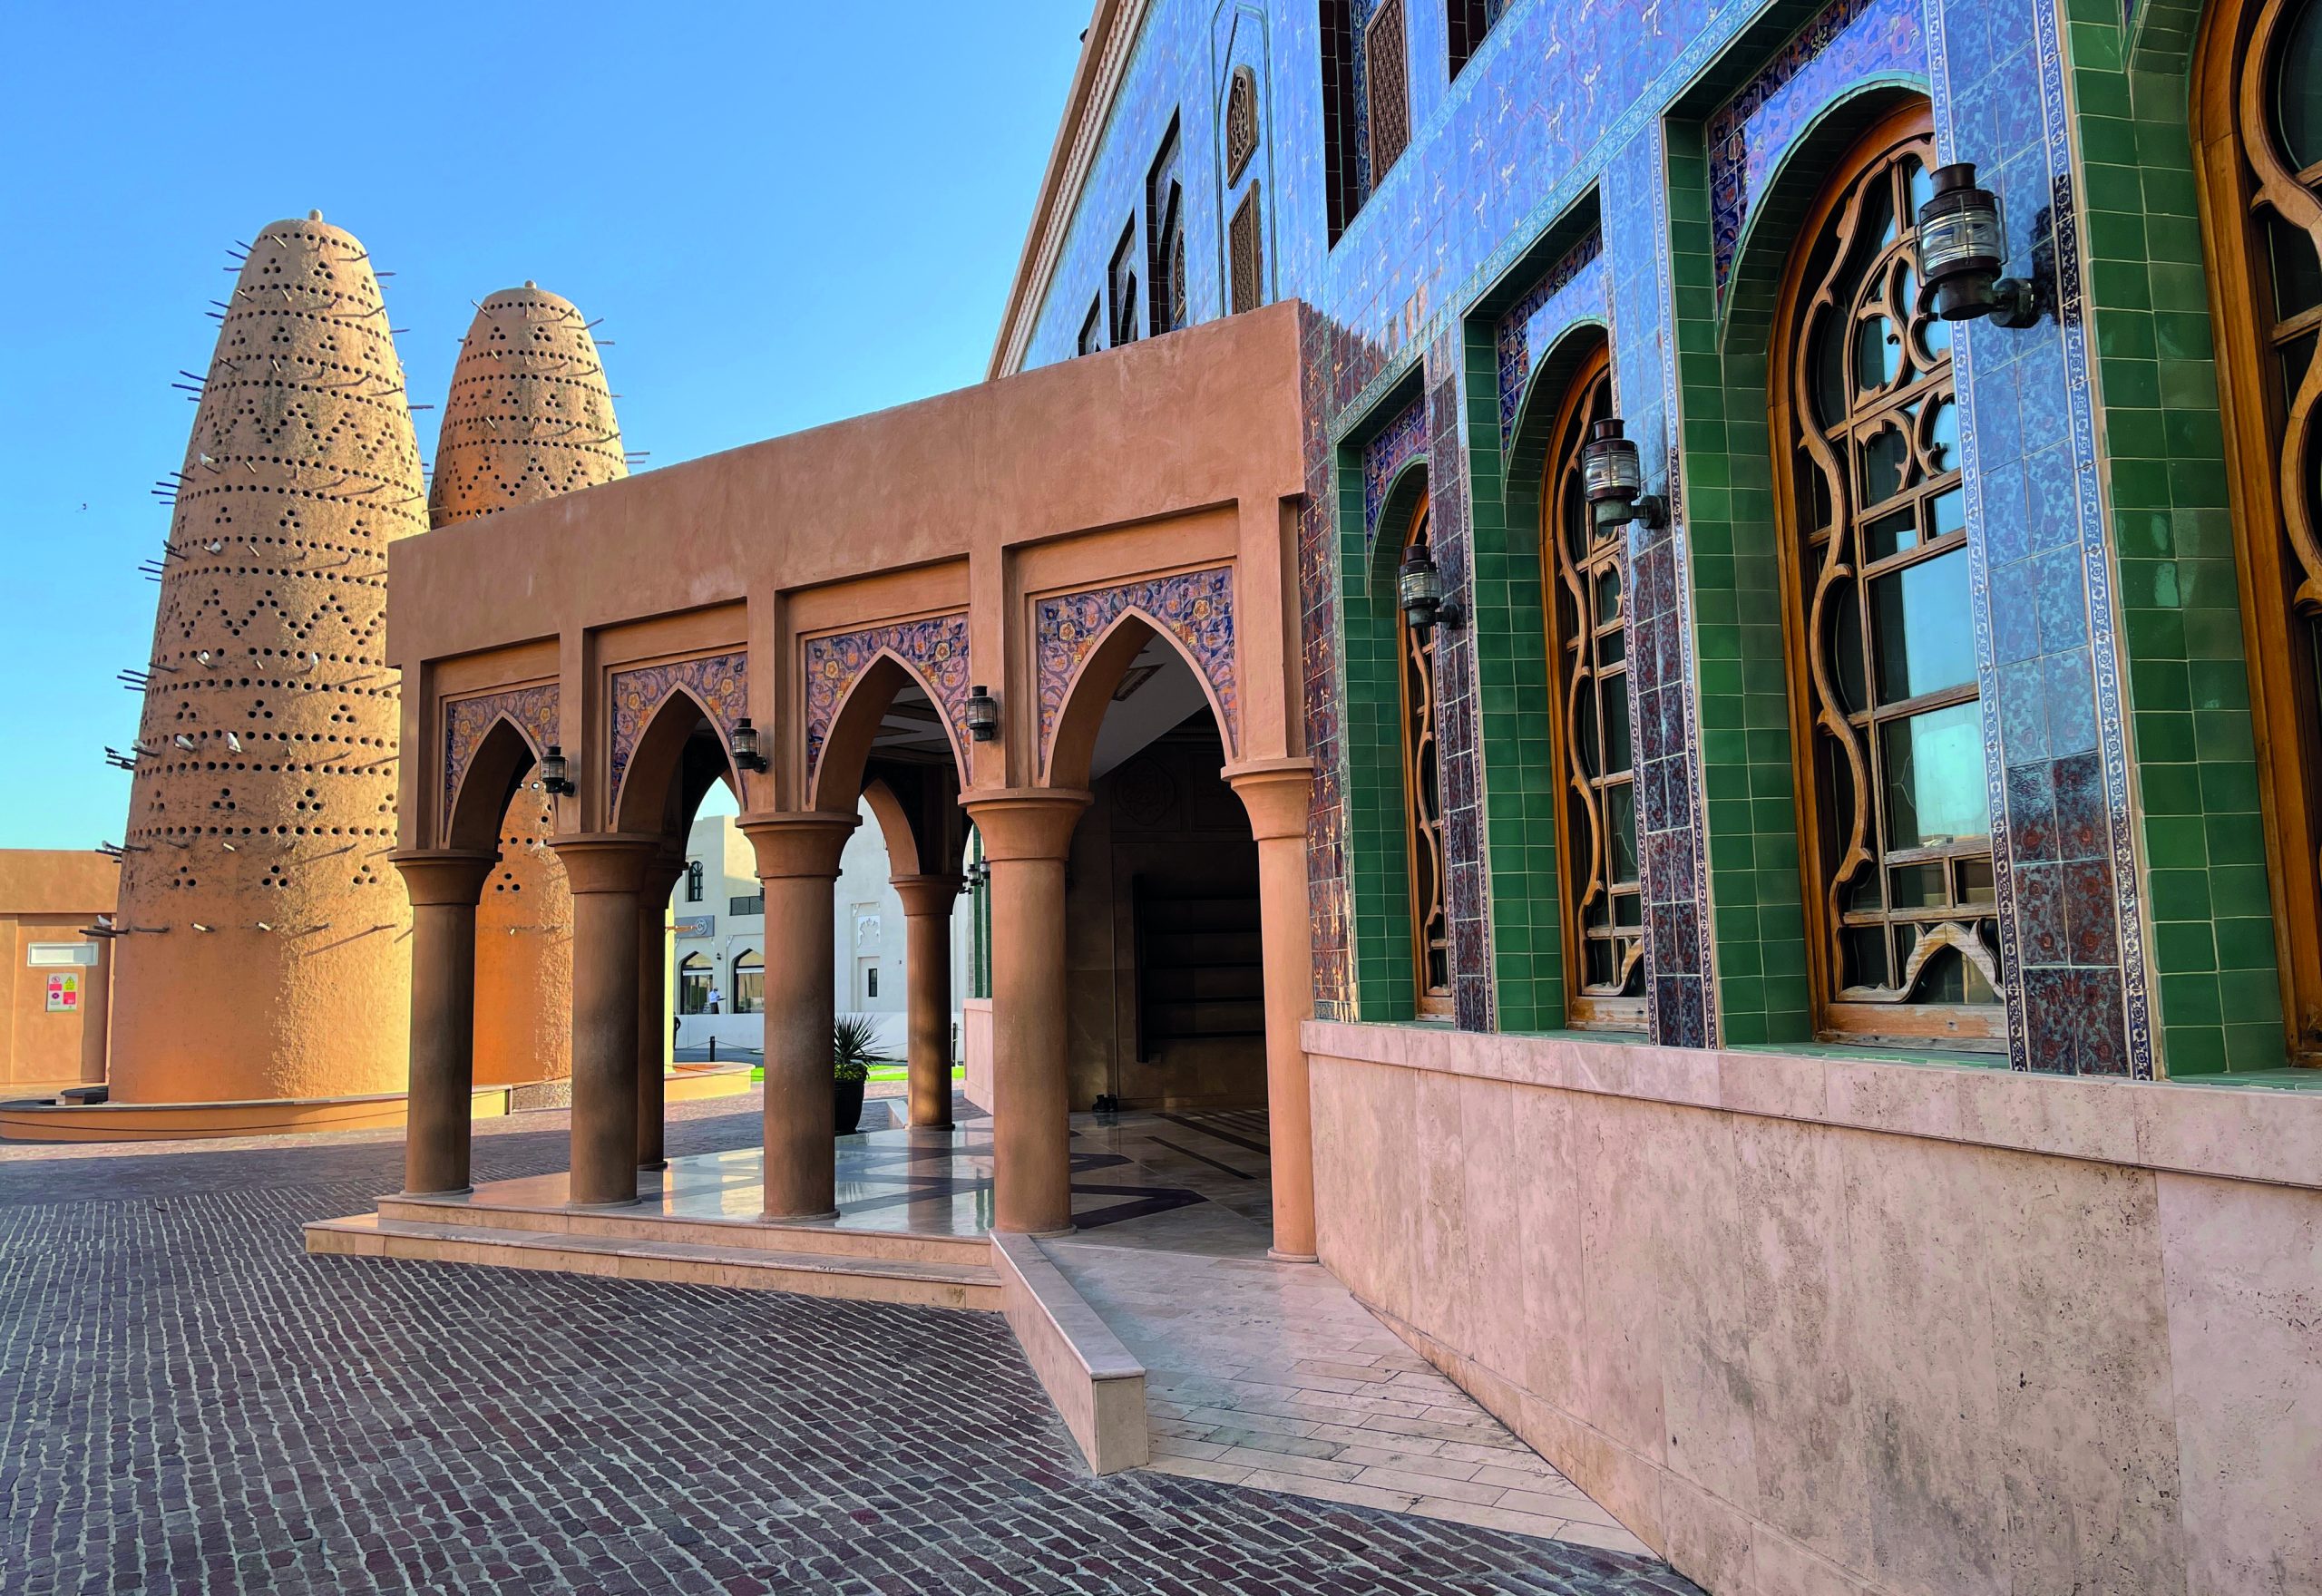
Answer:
1224;760;1320;1262
390;850;497;1196
78;937;111;1085
892;874;962;1131
737;812;860;1221
960;790;1090;1235
636;852;686;1170
551;834;659;1206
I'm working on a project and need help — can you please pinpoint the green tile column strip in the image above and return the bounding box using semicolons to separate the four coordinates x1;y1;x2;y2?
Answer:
1335;440;1421;1022
1665;122;1816;1046
2074;0;2287;1074
1454;315;1569;1030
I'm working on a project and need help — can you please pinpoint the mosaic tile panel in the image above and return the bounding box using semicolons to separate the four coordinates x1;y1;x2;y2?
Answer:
1708;0;1926;297
608;651;748;808
801;613;971;784
1036;567;1239;775
1495;229;1608;450
443;683;559;832
1361;392;1430;542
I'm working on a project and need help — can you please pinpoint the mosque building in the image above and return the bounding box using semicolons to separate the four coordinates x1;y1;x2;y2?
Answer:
5;0;2318;1589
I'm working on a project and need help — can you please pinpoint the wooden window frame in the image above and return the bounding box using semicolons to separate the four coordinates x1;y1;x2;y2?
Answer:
2196;0;2322;1063
1394;496;1454;1017
1541;344;1646;1028
1769;102;2006;1048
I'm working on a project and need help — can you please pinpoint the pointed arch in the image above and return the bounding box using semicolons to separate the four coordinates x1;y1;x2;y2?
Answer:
1043;605;1236;792
860;777;928;878
445;716;541;852
807;651;971;814
1034;566;1240;782
611;685;743;835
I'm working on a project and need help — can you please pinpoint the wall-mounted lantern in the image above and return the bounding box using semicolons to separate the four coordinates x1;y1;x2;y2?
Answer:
1581;418;1668;530
1915;162;2039;328
539;744;576;796
1398;544;1465;638
730;716;769;773
966;686;1001;743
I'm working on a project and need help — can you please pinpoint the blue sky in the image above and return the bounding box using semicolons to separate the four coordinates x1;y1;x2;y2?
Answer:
0;2;1087;849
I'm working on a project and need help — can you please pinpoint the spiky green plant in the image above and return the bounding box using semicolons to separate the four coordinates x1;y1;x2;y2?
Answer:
832;1014;895;1084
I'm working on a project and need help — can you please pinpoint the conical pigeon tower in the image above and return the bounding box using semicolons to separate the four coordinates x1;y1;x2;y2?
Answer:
108;214;424;1105
432;283;628;1091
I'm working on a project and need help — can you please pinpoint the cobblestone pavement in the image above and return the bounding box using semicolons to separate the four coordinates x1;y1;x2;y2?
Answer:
0;1098;1702;1595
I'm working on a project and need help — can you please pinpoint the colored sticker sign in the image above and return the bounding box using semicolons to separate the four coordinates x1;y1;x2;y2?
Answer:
46;972;81;1013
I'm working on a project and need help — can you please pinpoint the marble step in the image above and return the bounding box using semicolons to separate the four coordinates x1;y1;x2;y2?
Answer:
305;1213;1002;1310
373;1193;990;1269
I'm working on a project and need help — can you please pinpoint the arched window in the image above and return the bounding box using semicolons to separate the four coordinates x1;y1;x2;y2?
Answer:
732;950;765;1016
684;860;704;902
1543;345;1644;1026
1147;121;1188;336
1771;105;2002;1046
2199;0;2322;1059
678;953;710;1016
1396;497;1452;1016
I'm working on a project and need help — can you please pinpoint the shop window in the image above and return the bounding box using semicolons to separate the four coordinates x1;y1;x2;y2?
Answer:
1230;183;1264;314
678;953;711;1016
2199;0;2322;1060
1108;219;1141;346
733;950;765;1016
1542;345;1644;1027
1397;497;1452;1015
1771;106;2002;1045
683;860;703;902
1147;120;1188;336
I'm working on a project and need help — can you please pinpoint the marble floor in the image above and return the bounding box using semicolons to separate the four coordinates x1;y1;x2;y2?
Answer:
445;1105;1651;1558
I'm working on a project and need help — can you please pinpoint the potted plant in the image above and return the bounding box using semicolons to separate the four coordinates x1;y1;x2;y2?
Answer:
832;1014;893;1135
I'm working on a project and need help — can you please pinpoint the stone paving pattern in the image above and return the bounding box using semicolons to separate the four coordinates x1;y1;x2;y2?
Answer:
0;1095;1702;1595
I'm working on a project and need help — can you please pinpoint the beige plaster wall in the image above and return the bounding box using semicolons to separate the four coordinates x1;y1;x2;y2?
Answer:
1303;1021;2321;1596
0;852;117;1090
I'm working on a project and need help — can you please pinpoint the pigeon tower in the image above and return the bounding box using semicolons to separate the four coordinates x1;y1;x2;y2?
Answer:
108;214;425;1105
432;283;628;1089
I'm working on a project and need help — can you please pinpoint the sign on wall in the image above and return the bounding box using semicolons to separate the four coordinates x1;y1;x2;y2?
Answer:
45;972;81;1013
27;942;99;968
673;916;715;939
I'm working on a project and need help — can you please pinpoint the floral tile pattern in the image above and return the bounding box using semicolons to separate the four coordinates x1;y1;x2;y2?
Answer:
1037;567;1239;775
1361;394;1430;545
442;683;560;835
802;612;972;784
1496;230;1608;449
608;652;749;807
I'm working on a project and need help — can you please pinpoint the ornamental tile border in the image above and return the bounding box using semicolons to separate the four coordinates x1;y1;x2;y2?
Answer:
801;613;972;785
1708;0;1926;298
443;683;559;836
607;651;749;806
1037;567;1240;777
1495;229;1607;451
1361;394;1430;544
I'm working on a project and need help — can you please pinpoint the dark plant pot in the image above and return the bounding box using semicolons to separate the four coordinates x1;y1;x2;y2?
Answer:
834;1077;866;1136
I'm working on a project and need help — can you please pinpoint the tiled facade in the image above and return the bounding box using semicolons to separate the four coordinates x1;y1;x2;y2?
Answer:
1010;0;2306;1083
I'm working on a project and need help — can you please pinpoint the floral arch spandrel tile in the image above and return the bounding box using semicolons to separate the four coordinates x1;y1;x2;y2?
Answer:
803;612;971;783
1037;567;1239;775
443;683;560;826
608;651;748;799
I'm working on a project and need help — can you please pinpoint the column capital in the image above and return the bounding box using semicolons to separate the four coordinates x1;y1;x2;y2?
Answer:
961;788;1092;861
737;809;861;879
1222;758;1315;842
389;849;499;908
891;874;965;918
639;847;689;899
549;832;665;895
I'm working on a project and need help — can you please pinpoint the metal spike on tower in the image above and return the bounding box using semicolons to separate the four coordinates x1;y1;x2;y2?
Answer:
108;213;424;1105
432;282;629;1093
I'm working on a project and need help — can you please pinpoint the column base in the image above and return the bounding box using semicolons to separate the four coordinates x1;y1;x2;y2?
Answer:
638;1158;670;1172
996;1225;1078;1241
568;1196;644;1211
397;1185;473;1200
759;1207;842;1223
1267;1248;1320;1264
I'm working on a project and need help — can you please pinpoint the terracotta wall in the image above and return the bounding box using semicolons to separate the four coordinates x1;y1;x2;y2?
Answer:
0;852;117;1091
1303;1020;2321;1596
